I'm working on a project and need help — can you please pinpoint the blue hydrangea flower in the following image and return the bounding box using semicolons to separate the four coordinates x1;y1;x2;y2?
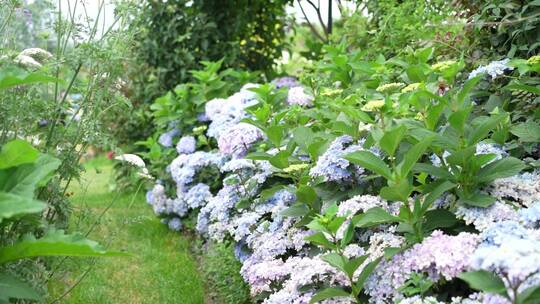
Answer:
176;136;196;154
167;218;182;231
309;135;369;183
158;129;180;147
468;59;514;80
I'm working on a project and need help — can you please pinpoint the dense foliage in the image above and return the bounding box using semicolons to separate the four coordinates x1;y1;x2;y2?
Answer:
141;45;540;304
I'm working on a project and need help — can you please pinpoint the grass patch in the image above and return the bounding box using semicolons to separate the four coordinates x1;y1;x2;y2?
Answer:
48;157;205;304
197;241;252;304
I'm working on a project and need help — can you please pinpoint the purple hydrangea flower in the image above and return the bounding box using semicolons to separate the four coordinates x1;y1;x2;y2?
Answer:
287;86;314;106
271;76;300;89
217;123;264;158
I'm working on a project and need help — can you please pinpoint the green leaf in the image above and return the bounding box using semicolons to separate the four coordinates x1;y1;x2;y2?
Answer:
517;284;540;304
476;157;525;184
457;76;481;105
305;232;335;250
293;126;315;150
423;209;458;231
321;253;347;274
353;207;401;228
0;140;38;169
309;287;351;304
0;72;58;90
467;114;506;145
355;258;382;291
296;185;317;205
458;193;496;207
458;270;508;297
0;273;41;302
281;204;310;217
345;151;393;180
413;163;453;180
344;255;369;279
0;154;61;197
269;150;290;169
267;125;284;147
0;230;128;264
449;107;472;133
422;181;456;209
380;180;413;202
0;192;46;223
511;121;540;143
397;136;434;178
379;125;406;157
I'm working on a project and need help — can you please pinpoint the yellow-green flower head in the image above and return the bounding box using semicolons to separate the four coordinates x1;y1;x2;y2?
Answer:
401;82;421;93
361;99;385;112
283;163;309;173
321;88;343;96
414;112;424;120
527;55;540;65
193;125;207;134
376;82;405;93
431;60;457;72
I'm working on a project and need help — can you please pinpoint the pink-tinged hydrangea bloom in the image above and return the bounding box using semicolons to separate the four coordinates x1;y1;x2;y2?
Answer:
287;86;314;106
365;231;481;304
456;201;519;231
218;123;264;158
487;170;540;208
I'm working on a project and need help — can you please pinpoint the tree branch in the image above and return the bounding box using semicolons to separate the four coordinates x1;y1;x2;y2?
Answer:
297;0;327;42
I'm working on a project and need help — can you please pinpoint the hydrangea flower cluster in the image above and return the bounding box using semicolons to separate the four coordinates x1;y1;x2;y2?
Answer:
366;231;481;303
310;136;373;183
470;221;540;293
287;86;314;106
143;75;540;304
272;76;300;89
217;123;264;158
158;129;180;147
468;59;514;80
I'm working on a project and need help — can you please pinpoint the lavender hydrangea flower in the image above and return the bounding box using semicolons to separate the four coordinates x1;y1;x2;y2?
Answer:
310;136;370;183
158;129;180;147
169;151;225;191
167;218;182;231
287;86;314;106
468;59;514;80
365;231;481;303
271;76;300;89
176;136;196;154
218;123;264;158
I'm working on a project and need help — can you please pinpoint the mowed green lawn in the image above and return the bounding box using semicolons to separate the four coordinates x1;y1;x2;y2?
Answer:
48;157;206;304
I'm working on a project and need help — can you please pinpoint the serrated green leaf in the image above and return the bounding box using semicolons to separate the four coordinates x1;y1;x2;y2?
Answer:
0;154;61;197
397;136;434;178
510;121;540;143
